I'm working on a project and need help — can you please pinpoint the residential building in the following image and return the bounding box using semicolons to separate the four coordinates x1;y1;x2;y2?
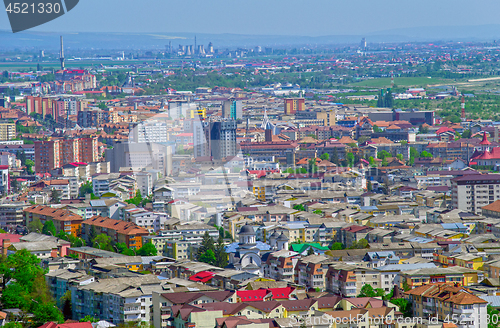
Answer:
451;174;500;214
284;98;305;115
407;283;487;328
0;202;28;228
81;216;149;249
0;122;15;141
326;263;381;297
23;205;84;236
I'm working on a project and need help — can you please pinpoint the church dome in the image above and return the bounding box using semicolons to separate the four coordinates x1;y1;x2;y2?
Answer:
277;232;289;241
239;224;254;235
270;231;280;238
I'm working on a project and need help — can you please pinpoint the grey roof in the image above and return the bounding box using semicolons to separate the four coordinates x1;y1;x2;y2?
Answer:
479;296;500;307
11;241;58;252
20;232;58;243
90;200;107;207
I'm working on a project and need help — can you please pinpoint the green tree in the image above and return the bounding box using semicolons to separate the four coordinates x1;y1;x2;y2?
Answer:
308;158;319;173
214;235;228;268
25;159;34;175
418;124;429;134
50;189;61;204
330;242;345;250
384;89;393;108
358;284;376;297
396;154;404;161
391;298;412;317
93;234;112;251
373;125;383;133
88;225;97;246
346;152;355;167
320;153;329;161
367;180;373;192
0;250;63;325
293;204;306;211
137;242;157;256
313;209;323;215
488;305;500;328
197;231;215;260
126;190;143;206
307;247;315;255
420;151;433;158
377;150;391;160
462;129;472;139
27;218;43;233
79;181;94;197
331;148;339;165
80;315;97;323
116;242;136;256
199;249;216;265
61;290;72;320
42;220;56;236
377;89;385;107
32;302;64;327
350;238;369;249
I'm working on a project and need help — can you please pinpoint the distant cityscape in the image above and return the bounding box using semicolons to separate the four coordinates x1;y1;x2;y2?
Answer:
1;32;500;328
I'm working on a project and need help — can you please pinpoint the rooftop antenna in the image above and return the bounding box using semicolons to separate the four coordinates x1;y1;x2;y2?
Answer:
59;35;65;70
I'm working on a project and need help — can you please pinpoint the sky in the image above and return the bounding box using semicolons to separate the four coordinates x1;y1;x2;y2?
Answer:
1;0;500;36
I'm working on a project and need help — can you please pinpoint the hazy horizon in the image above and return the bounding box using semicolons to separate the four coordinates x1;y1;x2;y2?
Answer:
1;0;500;37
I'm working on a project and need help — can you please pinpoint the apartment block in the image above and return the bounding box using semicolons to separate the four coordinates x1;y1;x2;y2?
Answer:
0;122;15;141
283;98;305;115
325;263;381;297
23;205;84;236
81;216;149;249
451;174;500;214
35;139;61;173
407;284;487;328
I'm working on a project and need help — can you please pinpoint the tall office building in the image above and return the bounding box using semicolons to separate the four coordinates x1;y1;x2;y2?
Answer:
221;99;242;120
192;118;237;160
206;119;237;160
284;98;305;115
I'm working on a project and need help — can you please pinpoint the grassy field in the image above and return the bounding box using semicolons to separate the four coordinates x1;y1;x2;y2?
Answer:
350;77;453;88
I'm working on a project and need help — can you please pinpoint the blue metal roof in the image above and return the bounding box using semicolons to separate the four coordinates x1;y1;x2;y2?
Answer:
225;241;271;253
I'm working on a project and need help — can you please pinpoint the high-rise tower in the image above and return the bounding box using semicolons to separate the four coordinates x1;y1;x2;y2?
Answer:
59;35;65;70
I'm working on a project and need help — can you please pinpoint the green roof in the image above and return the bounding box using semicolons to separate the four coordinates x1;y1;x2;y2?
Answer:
290;243;329;253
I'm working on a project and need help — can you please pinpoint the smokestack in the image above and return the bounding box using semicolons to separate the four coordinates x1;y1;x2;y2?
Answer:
60;35;65;70
495;126;499;143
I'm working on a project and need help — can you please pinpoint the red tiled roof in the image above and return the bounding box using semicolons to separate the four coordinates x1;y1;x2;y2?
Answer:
83;216;149;236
